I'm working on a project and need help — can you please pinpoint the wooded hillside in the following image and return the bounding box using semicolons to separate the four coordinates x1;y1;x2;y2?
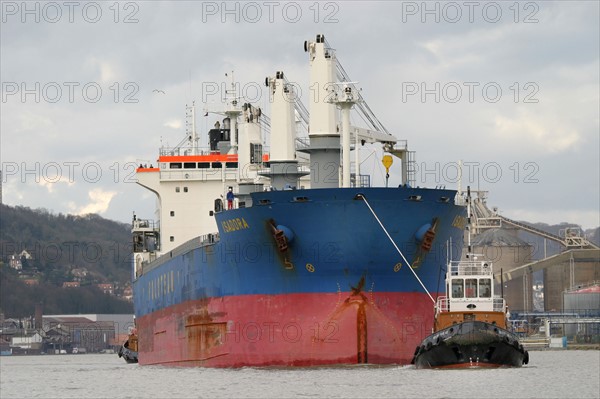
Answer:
0;204;133;316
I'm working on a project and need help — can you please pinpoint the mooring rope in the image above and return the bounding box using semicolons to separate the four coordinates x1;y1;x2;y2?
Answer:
357;194;435;304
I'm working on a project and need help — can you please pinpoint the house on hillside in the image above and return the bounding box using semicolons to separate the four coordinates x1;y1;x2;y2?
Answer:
9;254;22;270
70;267;88;281
122;286;133;301
8;250;34;270
97;283;114;295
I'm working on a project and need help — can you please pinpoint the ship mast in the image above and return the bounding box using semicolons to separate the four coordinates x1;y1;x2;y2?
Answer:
466;185;473;259
185;102;199;155
331;83;361;188
224;71;241;155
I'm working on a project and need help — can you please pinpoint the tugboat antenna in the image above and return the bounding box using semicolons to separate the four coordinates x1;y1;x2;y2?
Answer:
466;186;472;259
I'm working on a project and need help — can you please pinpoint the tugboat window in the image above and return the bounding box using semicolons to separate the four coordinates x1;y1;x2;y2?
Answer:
452;279;464;298
479;278;491;298
465;279;478;298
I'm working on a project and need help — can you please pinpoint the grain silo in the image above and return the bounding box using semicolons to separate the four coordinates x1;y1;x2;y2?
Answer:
471;228;534;312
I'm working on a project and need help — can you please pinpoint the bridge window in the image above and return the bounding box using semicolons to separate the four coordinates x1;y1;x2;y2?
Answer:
170;163;182;169
250;143;263;164
184;162;196;169
479;278;491;298
465;279;478;298
451;279;464;298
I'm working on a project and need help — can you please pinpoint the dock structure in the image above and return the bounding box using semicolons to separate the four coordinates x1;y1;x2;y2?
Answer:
495;249;600;312
458;189;599;314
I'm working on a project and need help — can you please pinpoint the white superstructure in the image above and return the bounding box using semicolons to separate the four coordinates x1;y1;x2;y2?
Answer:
132;34;415;271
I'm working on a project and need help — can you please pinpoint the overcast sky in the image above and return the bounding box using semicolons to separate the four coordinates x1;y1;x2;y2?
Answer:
1;1;598;229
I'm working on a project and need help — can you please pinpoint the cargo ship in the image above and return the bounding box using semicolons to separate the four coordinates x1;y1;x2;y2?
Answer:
131;35;466;367
411;187;529;368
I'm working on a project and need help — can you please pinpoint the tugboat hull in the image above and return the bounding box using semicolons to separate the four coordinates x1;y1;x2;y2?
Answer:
412;321;528;368
118;345;139;364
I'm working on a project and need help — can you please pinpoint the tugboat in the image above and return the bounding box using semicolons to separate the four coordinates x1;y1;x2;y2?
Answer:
117;328;138;364
412;187;529;368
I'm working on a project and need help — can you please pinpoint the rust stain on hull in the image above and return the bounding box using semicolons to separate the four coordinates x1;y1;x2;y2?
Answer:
184;307;227;359
314;276;373;363
356;302;368;363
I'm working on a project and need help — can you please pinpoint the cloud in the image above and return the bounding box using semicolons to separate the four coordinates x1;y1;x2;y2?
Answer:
84;57;119;84
493;109;582;153
70;188;117;215
17;112;54;133
163;119;182;129
37;175;75;194
0;2;597;231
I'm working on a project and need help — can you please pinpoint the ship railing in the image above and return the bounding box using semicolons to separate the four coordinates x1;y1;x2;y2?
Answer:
435;296;449;314
159;146;212;156
132;219;158;231
493;297;507;312
137;232;220;276
448;260;493;276
435;296;506;314
257;163;311;177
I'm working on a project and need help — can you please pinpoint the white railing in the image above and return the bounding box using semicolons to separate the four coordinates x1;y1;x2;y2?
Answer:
435;296;449;313
435;295;506;314
159;146;212;156
448;261;493;276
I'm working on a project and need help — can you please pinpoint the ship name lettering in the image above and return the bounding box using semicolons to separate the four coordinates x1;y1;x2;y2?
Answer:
222;217;250;233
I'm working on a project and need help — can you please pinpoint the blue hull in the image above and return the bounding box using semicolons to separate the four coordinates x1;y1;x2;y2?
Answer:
133;187;466;366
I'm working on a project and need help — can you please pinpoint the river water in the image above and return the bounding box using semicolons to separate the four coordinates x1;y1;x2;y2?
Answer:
1;350;598;399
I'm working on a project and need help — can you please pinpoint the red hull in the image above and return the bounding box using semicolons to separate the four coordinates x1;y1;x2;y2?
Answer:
137;291;436;367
